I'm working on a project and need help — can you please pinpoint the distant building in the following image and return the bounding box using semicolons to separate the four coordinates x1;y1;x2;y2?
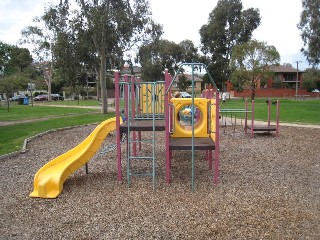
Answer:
225;64;315;98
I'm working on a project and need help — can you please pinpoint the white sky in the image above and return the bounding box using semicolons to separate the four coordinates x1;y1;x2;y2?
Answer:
0;0;309;69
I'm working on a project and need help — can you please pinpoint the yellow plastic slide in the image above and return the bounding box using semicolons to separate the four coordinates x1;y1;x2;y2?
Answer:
30;117;118;199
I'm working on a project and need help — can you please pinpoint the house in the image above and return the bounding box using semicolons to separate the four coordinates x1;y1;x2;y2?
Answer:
170;73;203;93
225;64;317;98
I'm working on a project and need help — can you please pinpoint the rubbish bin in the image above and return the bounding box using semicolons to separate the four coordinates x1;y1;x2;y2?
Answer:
23;97;29;105
18;97;24;105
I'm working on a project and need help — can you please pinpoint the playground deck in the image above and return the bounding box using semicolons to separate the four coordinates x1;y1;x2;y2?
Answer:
246;124;277;132
169;137;215;150
119;120;165;132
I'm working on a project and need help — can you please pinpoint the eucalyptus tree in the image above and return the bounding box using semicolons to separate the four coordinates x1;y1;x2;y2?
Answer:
200;0;261;90
298;0;320;67
138;39;199;81
138;39;184;81
20;1;70;101
76;0;162;113
230;39;280;100
302;68;320;91
0;42;33;110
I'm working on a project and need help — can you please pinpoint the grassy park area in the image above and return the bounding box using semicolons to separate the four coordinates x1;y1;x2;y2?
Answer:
221;98;320;125
0;98;319;156
0;102;114;155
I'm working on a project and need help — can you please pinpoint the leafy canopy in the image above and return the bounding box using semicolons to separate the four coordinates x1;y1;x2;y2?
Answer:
200;0;261;89
298;0;320;67
230;39;280;99
138;39;199;81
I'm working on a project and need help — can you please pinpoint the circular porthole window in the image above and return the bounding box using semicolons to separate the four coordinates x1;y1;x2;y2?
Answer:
177;105;202;130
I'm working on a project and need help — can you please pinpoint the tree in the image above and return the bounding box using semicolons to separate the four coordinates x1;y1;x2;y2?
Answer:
298;0;320;67
76;0;162;113
230;39;280;100
0;42;33;111
138;39;183;80
138;39;199;81
302;68;320;91
200;0;261;90
176;74;192;92
179;40;200;63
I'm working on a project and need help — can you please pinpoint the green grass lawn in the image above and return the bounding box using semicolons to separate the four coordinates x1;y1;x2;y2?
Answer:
37;99;103;106
221;98;320;125
0;104;100;121
0;103;114;155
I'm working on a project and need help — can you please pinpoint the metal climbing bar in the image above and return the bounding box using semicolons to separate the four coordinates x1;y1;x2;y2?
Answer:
116;75;158;189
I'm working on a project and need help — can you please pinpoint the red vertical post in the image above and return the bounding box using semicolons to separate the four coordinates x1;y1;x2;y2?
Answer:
251;100;254;138
124;75;129;119
244;99;248;134
276;100;280;136
115;71;122;181
137;77;142;151
214;90;220;184
164;69;171;183
267;98;271;127
205;89;210;161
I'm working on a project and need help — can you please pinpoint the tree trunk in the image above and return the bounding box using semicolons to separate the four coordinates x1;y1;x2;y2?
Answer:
100;50;108;114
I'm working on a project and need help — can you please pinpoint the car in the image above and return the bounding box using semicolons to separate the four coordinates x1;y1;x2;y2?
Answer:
33;94;48;101
9;95;25;101
51;94;64;101
180;92;192;98
312;89;319;93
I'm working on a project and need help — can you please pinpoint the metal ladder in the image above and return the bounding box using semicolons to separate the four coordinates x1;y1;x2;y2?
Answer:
126;81;156;190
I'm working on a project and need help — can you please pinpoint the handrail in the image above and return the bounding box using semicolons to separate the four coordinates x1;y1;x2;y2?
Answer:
168;103;175;134
164;63;219;95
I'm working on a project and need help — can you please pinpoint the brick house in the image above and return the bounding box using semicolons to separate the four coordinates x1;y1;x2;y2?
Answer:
170;73;203;93
225;65;319;98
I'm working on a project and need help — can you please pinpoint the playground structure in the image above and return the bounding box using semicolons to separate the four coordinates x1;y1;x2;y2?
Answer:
220;99;280;137
29;62;282;198
30;62;220;198
245;99;280;137
115;63;220;191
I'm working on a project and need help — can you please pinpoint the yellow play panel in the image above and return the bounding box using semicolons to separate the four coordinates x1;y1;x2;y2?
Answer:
171;98;216;138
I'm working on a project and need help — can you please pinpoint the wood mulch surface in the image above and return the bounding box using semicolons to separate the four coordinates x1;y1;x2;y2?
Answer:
1;125;319;239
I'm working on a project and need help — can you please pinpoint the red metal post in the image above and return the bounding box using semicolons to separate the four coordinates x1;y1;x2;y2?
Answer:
251;100;254;138
124;75;129;119
164;69;171;183
268;98;271;127
244;99;248;134
276;100;280;136
137;78;142;151
214;90;220;184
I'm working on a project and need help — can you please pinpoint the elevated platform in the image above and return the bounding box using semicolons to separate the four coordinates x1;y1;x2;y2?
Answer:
246;125;277;132
120;119;165;132
169;137;215;150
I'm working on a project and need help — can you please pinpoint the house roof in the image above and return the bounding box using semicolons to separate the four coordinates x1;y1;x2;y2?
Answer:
269;65;304;73
121;65;141;74
175;73;203;82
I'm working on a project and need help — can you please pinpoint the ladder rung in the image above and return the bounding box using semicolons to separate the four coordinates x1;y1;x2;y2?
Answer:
128;156;153;160
128;139;153;143
129;172;153;176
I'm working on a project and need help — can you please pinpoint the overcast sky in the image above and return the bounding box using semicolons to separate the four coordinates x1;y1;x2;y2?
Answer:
0;0;309;70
